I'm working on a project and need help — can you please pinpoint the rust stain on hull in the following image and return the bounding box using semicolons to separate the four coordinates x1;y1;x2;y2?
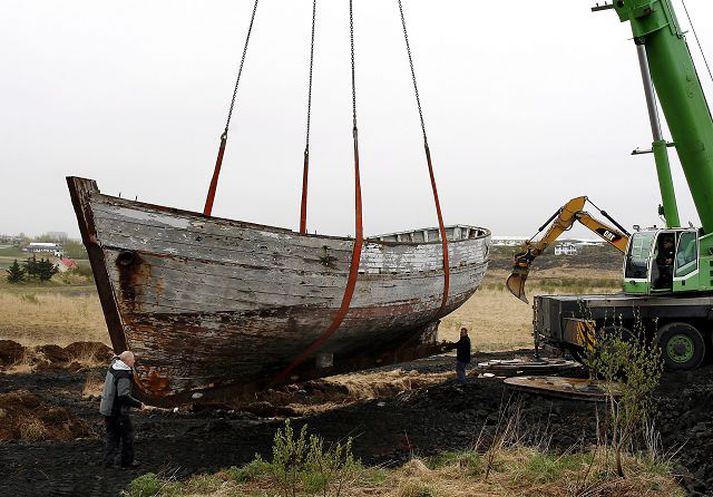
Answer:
67;176;491;407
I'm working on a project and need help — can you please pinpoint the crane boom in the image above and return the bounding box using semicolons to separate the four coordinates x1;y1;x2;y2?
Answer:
616;0;713;233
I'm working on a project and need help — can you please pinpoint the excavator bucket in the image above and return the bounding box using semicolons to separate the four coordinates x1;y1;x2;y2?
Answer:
506;265;530;304
506;249;534;304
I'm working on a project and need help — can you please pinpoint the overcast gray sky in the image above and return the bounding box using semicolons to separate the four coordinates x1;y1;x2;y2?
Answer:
2;0;712;240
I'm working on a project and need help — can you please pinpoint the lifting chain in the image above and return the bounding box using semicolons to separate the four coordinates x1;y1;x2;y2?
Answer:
275;0;364;384
224;0;260;133
397;0;427;146
204;0;260;217
300;0;318;233
350;0;358;131
397;0;450;313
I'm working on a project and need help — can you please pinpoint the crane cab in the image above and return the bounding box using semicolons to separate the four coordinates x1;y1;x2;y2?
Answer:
623;228;702;295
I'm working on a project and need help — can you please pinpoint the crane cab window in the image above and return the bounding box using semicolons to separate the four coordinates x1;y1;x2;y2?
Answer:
625;232;655;279
652;233;676;290
675;231;698;277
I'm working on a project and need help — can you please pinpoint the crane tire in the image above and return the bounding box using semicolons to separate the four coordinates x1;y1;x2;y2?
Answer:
656;322;706;371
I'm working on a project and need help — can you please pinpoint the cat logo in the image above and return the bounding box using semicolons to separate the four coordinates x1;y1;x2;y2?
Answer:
596;228;621;243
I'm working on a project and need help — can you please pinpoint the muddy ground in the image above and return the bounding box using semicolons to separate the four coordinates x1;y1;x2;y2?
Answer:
1;350;712;497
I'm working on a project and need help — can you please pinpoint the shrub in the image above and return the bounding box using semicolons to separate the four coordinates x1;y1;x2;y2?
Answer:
270;419;362;497
125;473;163;497
583;313;663;477
223;456;273;483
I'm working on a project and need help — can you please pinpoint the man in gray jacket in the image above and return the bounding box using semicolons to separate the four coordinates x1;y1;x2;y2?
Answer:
100;350;144;468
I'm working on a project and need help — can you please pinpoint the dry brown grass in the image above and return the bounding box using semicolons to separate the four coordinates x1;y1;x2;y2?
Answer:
132;447;684;497
81;372;106;398
0;291;107;346
249;369;457;416
441;267;621;351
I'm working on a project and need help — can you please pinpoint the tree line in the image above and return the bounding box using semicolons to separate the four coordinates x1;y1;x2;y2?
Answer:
5;257;59;283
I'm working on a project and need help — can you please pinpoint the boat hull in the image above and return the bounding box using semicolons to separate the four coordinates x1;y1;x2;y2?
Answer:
67;177;490;406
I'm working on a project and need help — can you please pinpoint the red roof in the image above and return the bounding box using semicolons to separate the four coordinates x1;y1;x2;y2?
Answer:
59;257;78;269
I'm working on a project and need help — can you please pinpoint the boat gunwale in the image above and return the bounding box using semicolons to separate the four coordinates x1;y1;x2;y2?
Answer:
89;185;490;248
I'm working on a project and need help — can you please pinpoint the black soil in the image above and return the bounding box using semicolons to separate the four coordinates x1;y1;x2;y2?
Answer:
1;351;712;497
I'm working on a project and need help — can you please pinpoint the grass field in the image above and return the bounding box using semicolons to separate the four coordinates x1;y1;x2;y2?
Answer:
0;267;621;350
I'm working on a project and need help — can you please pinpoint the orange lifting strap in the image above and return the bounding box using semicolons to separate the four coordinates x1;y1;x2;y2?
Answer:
299;0;317;234
275;0;363;384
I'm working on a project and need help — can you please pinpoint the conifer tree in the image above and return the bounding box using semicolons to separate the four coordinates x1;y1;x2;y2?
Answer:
6;259;25;283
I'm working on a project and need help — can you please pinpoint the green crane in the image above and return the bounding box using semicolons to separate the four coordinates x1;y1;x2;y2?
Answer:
531;1;713;370
609;0;713;296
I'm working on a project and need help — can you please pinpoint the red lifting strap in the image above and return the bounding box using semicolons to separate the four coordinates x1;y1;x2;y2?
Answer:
275;0;363;384
299;149;310;233
275;127;363;384
203;132;227;217
425;143;450;313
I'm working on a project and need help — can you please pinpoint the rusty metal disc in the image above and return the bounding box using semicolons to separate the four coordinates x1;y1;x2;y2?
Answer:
504;376;621;401
476;358;581;377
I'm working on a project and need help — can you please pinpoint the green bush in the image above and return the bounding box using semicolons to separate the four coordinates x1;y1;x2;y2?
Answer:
125;473;163;497
583;314;663;477
223;456;273;483
271;419;362;497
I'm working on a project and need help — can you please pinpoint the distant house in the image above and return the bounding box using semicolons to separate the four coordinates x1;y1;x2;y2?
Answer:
554;243;578;256
55;257;78;273
25;242;64;257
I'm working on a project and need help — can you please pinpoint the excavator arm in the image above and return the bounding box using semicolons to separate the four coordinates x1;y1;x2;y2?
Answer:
506;196;629;303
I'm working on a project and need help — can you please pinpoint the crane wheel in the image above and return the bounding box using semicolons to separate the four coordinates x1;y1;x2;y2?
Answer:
656;322;706;371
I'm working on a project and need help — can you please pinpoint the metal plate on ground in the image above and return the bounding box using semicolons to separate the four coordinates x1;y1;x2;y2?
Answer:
476;358;581;377
504;376;621;402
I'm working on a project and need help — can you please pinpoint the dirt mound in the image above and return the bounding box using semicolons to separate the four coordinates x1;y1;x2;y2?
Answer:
0;390;94;441
0;341;113;371
35;344;71;363
0;340;24;366
64;341;113;363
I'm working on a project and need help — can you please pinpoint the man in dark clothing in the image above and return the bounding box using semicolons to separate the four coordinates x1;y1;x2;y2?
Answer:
453;327;472;384
99;350;143;468
655;236;676;289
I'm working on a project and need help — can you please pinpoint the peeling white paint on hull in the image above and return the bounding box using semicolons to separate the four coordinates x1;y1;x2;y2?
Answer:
67;177;490;406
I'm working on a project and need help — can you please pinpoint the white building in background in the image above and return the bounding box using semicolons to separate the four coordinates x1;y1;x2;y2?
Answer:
25;242;63;257
554;243;578;256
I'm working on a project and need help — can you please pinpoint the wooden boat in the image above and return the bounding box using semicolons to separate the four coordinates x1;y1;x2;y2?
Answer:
68;177;490;406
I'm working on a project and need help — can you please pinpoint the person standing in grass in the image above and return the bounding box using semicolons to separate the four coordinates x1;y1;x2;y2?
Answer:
99;350;143;468
450;327;472;384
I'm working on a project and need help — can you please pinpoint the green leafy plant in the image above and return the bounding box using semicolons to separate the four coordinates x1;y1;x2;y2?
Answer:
271;420;361;497
583;312;663;477
124;473;163;497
